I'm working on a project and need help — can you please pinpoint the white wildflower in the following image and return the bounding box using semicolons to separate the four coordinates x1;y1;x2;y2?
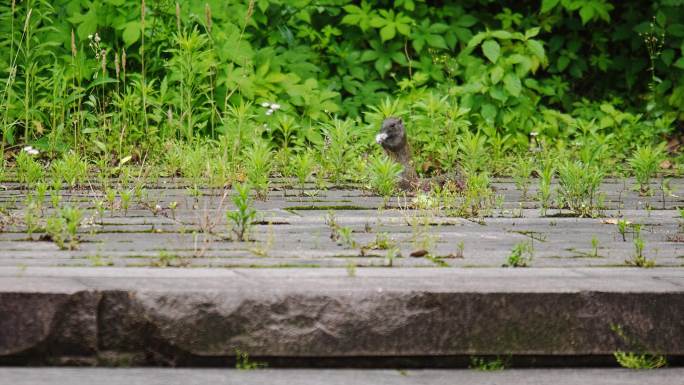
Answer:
265;109;273;116
270;103;280;110
261;102;271;108
22;146;39;155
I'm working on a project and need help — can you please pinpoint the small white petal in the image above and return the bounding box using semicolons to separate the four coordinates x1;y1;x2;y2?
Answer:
261;102;270;108
22;146;33;152
270;103;280;110
375;132;388;144
265;109;273;116
530;131;539;137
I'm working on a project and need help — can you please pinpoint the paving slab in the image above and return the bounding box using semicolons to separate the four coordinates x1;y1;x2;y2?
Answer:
0;368;682;385
2;178;684;268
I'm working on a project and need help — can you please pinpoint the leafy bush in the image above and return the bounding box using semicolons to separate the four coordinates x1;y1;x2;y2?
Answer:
0;0;681;179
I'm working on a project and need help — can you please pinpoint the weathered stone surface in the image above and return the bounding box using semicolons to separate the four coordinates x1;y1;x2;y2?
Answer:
3;178;684;268
0;267;682;364
0;288;99;360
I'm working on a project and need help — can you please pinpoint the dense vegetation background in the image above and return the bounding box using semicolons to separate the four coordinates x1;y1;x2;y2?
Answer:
1;0;683;178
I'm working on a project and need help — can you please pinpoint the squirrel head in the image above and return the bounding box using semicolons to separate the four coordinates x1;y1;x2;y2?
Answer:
376;117;407;152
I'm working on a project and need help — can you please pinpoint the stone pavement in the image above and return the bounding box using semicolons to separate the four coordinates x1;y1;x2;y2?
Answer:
1;368;683;385
1;178;683;366
1;178;684;268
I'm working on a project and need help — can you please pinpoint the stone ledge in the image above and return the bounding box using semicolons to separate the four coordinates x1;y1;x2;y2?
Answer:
0;267;682;366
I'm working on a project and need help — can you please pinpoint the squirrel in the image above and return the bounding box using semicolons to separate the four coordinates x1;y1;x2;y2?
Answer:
375;116;465;192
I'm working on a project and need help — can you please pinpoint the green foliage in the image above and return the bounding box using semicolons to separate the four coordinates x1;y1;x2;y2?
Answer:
46;205;83;250
235;349;266;370
226;183;257;242
167;27;217;140
505;240;534;267
625;224;656;267
291;150;315;191
469;356;507;371
0;0;682;181
614;351;667;369
628;144;666;194
460;172;493;218
322;118;358;183
51;152;89;188
458;130;489;175
611;324;667;369
512;155;535;198
557;160;604;217
15;151;43;185
367;154;403;199
538;161;555;216
244;139;272;199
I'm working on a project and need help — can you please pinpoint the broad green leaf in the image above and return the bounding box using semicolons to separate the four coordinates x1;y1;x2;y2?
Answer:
503;73;522;97
524;27;540;39
369;15;386;29
453;27;472;44
480;103;497;122
466;32;486;50
380;24;396;41
426;35;447;49
579;6;595;25
430;23;450;34
489;85;507;102
75;9;98;39
541;0;560;13
674;57;684;69
412;38;425;53
491;30;513;40
482;40;500;63
396;22;411;36
297;9;311;24
122;21;141;46
360;50;379;62
526;39;546;61
86;78;119;90
490;66;504;84
93;140;107;152
455;14;478;27
375;56;392;76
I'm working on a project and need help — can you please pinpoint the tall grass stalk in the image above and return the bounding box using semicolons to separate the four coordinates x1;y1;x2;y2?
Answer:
140;0;148;136
1;2;26;154
23;6;32;144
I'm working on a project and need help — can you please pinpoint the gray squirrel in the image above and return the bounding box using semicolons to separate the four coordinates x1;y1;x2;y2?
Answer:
376;117;465;192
